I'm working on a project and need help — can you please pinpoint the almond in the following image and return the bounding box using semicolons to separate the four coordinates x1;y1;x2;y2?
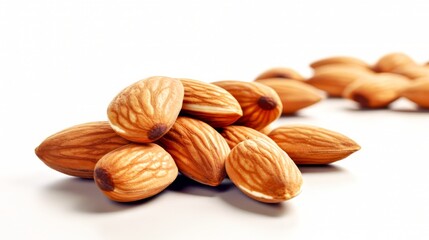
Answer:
391;64;429;79
212;81;282;130
226;138;302;203
35;122;130;178
179;78;242;127
254;67;305;81
94;143;178;202
313;63;375;75
269;125;361;164
107;76;184;143
307;67;372;97
374;52;416;72
218;125;274;149
401;78;429;108
158;117;230;186
259;124;273;135
343;73;410;108
255;78;323;114
310;56;370;70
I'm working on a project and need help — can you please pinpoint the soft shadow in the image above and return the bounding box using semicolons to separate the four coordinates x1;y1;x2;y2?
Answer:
391;108;429;113
280;113;310;118
298;164;346;174
343;106;390;112
44;178;158;213
218;187;288;217
167;174;233;197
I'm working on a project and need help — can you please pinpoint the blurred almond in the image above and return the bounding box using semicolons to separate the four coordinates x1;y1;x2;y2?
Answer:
401;78;429;108
255;67;304;81
218;125;274;149
391;64;429;79
94;143;178;202
307;67;372;97
255;78;323;114
180;78;242;127
226;138;302;203
374;52;416;72
107;76;184;143
269;125;361;164
259;124;273;135
310;56;370;70
35;122;130;178
158;117;230;186
343;73;409;108
213;81;282;130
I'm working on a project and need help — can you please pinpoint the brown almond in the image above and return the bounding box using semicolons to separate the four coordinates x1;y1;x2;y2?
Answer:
255;67;305;81
179;78;242;127
94;143;178;202
226;138;303;203
401;78;429;108
212;81;282;130
107;76;184;143
310;56;370;70
269;125;361;164
218;125;274;149
374;52;416;72
35;122;130;178
391;64;429;79
158;117;230;186
255;78;323;114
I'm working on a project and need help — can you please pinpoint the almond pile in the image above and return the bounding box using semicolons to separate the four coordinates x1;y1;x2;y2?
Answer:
35;76;361;204
256;53;429;109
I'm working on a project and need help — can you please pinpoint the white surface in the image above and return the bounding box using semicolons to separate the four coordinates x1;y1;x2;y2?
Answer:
1;1;429;239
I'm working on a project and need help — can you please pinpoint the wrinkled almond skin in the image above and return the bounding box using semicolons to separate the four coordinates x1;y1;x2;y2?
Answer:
310;56;370;70
401;78;429;108
180;78;242;127
343;73;409;108
35;122;130;178
226;138;303;203
218;125;274;149
374;53;416;72
94;143;178;202
391;64;429;79
254;67;305;81
212;81;282;130
269;125;361;164
255;79;323;114
307;67;372;97
107;76;184;143
158;117;230;186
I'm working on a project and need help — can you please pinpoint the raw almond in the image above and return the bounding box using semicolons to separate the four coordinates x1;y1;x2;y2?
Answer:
158;117;230;186
35;122;130;178
254;67;305;81
94;143;178;202
269;125;361;164
391;64;429;79
310;56;370;70
343;73;409;108
401;78;429;108
107;76;184;143
218;125;274;149
212;81;282;130
255;78;323;114
374;52;416;72
312;63;375;75
307;67;372;97
179;78;242;127
226;138;303;203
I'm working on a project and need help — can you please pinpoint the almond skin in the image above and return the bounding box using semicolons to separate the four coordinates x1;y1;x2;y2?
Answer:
179;78;242;127
391;64;429;79
374;52;416;72
226;138;303;203
401;78;429;108
218;125;274;149
310;56;370;70
212;81;282;130
94;143;178;202
343;73;409;108
255;78;323;114
35;122;130;178
158;117;230;186
254;67;305;81
307;67;372;97
269;125;361;164
107;76;184;143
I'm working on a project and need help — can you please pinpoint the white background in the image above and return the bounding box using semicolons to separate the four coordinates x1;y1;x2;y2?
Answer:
1;0;429;239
